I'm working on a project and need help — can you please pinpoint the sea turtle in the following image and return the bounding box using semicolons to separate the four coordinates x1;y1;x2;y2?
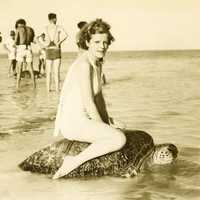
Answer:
19;130;178;178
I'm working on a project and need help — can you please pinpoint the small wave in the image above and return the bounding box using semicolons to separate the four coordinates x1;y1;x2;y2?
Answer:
160;111;181;116
108;76;133;85
0;132;10;138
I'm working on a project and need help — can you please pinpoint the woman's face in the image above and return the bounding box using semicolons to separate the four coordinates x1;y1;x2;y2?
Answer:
87;33;109;60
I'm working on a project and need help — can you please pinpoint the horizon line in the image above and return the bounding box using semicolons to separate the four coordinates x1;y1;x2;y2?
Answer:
0;48;200;56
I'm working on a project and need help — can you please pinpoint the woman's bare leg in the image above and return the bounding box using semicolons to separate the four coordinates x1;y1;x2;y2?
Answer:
46;60;52;92
53;120;126;179
53;59;61;92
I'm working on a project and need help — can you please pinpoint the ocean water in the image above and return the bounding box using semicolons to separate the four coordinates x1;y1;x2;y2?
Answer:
0;50;200;200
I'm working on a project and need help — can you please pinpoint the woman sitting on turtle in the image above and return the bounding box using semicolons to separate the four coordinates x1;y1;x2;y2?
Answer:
53;19;126;179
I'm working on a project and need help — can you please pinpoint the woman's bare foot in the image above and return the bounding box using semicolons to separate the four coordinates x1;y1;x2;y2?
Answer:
52;156;79;179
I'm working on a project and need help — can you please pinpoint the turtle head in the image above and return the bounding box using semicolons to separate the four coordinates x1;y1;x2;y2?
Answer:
152;143;178;165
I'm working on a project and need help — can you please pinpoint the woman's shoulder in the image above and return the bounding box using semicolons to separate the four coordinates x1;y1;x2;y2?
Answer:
74;52;91;68
68;53;92;77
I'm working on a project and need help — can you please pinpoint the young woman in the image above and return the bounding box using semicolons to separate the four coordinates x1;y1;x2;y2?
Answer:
53;19;126;179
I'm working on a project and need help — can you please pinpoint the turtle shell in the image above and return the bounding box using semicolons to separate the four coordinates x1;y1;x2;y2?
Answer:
19;130;154;178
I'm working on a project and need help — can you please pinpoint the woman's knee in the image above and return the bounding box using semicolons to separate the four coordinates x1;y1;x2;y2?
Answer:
109;130;126;150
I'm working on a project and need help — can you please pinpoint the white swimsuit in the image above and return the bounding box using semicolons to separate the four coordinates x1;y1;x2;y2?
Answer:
54;52;102;137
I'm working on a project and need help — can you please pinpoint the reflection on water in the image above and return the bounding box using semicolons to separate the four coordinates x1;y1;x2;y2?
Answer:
0;51;200;200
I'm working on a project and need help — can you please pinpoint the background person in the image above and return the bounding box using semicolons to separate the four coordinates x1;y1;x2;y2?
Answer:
36;33;46;76
0;32;2;42
3;30;17;77
15;18;36;90
76;21;87;53
39;13;68;92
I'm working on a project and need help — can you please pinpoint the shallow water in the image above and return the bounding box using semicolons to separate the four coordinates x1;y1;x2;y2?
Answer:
0;51;200;200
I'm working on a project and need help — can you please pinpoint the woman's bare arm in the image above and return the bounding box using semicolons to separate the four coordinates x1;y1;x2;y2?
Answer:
94;91;110;124
79;63;102;121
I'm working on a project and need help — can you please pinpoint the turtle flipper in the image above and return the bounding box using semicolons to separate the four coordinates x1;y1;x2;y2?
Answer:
119;164;138;178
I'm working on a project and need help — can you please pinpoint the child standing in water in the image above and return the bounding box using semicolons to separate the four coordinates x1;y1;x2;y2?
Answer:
36;33;46;76
53;19;126;179
3;30;17;77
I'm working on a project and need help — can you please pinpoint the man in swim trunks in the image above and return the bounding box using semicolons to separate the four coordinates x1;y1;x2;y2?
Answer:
3;30;17;77
15;18;36;90
38;13;68;92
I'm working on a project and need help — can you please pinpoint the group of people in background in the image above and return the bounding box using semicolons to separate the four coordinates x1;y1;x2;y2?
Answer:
1;15;107;93
2;13;69;92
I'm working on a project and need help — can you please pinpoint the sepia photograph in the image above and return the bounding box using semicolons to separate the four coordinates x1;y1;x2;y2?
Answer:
0;0;199;199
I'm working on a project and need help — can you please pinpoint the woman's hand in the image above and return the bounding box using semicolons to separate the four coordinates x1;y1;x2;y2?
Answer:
109;117;126;130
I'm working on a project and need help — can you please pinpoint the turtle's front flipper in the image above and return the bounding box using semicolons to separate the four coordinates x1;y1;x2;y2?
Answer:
119;164;138;178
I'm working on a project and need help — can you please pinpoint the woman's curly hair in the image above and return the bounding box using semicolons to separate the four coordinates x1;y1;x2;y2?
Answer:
77;19;115;50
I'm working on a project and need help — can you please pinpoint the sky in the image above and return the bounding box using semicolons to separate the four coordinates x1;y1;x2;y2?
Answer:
0;0;200;52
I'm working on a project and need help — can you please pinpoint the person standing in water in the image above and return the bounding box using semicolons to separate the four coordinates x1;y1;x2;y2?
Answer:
38;13;68;92
3;30;17;77
0;32;2;42
53;19;126;179
76;21;87;53
15;19;36;90
36;33;46;76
